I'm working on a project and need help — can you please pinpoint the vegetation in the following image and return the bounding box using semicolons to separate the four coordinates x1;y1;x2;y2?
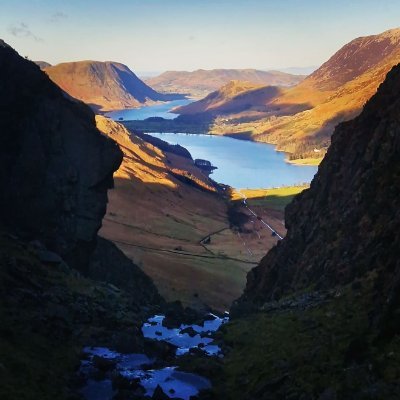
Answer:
210;277;400;399
122;117;211;135
231;186;309;211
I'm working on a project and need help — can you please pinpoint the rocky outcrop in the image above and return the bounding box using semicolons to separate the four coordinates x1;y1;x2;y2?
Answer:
239;63;400;307
0;40;123;274
0;40;164;399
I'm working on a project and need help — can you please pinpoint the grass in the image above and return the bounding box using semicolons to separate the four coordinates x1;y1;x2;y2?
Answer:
209;277;400;399
232;185;309;211
286;157;323;166
0;233;150;400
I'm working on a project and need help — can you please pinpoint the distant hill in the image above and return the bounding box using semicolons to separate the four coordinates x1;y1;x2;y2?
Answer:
145;68;305;98
175;80;284;116
177;28;400;161
34;60;51;69
44;61;171;112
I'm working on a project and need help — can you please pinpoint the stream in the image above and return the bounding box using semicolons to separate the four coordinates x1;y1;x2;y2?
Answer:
80;312;229;399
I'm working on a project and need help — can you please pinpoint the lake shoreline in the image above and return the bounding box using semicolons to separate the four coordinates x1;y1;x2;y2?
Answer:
141;132;317;189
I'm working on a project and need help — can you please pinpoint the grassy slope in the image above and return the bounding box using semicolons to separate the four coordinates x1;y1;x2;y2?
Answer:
0;233;153;400
232;186;309;211
210;277;400;399
97;117;283;310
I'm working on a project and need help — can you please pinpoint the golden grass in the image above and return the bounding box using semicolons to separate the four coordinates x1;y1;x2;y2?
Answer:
286;157;322;166
96;117;283;310
231;185;309;212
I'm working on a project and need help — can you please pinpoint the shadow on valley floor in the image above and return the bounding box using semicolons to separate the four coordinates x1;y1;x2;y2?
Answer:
100;176;262;312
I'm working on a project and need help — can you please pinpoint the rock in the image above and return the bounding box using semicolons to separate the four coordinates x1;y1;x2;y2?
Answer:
92;355;117;371
112;373;141;391
163;301;203;328
0;40;123;275
180;327;198;337
37;250;63;264
144;339;178;360
236;63;400;310
152;385;169;400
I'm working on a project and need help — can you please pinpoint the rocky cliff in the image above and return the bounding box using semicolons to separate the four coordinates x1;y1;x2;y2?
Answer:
0;40;124;274
0;40;163;399
210;63;400;400
239;63;400;309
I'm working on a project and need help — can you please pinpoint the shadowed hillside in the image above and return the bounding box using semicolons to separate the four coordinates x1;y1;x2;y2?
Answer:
0;40;163;399
204;63;400;400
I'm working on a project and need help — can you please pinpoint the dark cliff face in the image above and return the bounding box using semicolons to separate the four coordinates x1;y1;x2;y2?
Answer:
240;64;400;306
0;40;123;273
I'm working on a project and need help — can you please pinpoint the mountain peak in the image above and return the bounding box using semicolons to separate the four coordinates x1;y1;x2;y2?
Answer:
44;60;167;112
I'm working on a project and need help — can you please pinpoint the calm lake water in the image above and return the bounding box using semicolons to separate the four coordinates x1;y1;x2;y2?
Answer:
147;132;318;188
105;99;192;120
106;100;318;188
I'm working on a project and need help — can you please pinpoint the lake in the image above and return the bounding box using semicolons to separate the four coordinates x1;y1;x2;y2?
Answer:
105;99;192;120
106;100;318;188
147;132;318;188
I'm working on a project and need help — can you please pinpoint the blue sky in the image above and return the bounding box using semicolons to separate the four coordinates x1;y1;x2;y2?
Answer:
0;0;399;73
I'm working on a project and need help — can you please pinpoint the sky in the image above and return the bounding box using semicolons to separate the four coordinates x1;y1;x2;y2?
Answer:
0;0;399;74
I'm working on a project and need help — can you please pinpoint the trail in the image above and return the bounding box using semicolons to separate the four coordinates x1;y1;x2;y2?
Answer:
236;190;284;240
110;238;258;265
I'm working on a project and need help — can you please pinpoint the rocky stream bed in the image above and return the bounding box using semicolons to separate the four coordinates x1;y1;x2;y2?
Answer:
79;312;229;400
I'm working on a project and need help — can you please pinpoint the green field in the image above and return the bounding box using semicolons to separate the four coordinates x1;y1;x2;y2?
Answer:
232;185;309;211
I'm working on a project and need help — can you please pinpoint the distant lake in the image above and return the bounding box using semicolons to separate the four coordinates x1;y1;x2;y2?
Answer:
105;99;192;120
147;132;318;189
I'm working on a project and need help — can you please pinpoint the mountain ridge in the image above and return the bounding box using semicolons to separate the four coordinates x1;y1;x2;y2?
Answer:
146;68;305;98
177;27;400;161
44;60;172;112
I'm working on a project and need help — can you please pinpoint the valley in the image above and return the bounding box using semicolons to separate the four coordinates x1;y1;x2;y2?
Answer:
95;115;298;310
1;3;400;399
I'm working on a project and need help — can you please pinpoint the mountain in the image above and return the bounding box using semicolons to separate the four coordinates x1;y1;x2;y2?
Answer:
44;60;169;112
174;80;284;116
240;63;400;305
34;60;51;69
178;28;400;162
0;40;162;399
209;64;400;400
145;68;305;98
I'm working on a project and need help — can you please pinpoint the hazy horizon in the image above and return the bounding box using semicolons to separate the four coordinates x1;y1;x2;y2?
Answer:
0;0;399;73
